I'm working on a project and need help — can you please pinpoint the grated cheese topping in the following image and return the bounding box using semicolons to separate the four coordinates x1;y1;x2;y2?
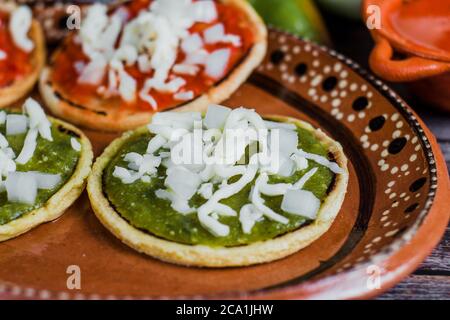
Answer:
0;98;66;205
113;105;344;237
75;0;241;109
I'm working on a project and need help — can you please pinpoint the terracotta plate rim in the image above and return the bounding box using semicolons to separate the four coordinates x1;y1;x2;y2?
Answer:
1;29;449;300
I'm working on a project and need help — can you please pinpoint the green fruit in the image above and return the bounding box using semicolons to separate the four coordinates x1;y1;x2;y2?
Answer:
249;0;331;44
315;0;362;20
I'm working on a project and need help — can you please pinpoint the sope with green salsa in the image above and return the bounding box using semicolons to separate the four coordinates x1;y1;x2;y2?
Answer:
0;99;81;225
103;105;343;247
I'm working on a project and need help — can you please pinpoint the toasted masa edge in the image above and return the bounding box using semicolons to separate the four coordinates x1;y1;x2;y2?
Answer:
0;117;94;241
87;115;349;267
0;16;46;109
39;0;268;132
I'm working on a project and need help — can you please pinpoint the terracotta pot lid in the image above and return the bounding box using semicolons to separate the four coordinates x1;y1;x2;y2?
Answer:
363;0;450;62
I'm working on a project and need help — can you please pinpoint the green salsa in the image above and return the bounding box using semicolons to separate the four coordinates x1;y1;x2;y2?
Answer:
104;125;335;247
0;113;80;225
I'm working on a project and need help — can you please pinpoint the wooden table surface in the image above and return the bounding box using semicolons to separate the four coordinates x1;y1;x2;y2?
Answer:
320;10;450;300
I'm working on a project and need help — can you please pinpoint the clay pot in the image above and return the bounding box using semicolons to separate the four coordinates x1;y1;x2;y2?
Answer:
363;0;450;112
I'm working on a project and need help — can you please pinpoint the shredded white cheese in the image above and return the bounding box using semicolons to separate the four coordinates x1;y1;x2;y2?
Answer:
113;151;162;184
5;171;61;205
0;111;6;125
24;98;53;141
181;33;203;53
155;189;195;214
174;91;194;101
204;48;231;80
77;54;107;86
0;140;16;182
5;171;37;205
6;114;28;136
239;204;263;234
9;6;34;53
147;135;167;154
292;167;318;189
29;172;61;190
250;173;289;224
291;153;308;170
118;68;137;103
281;189;321;219
70;137;81;152
204;23;241;46
172;64;199;76
0;133;8;149
198;182;213;199
15;128;38;165
76;0;239;109
0;99;68;205
113;166;141;184
295;149;344;174
264;120;297;131
165;166;201;199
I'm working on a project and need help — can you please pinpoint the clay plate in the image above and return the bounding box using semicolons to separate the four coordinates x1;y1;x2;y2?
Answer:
0;30;449;300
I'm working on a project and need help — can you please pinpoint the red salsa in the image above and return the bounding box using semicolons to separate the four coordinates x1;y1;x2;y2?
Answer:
0;10;33;88
51;0;255;112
